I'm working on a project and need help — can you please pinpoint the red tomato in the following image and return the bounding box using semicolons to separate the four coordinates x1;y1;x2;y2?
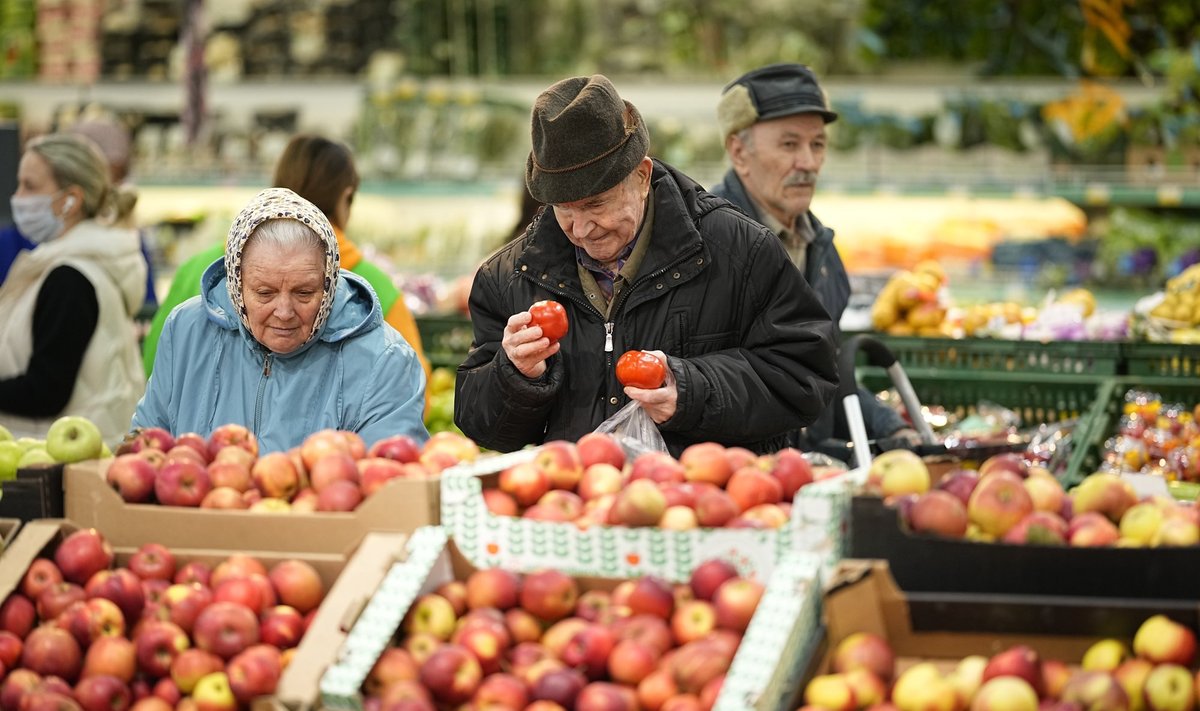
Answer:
528;300;569;342
616;350;666;389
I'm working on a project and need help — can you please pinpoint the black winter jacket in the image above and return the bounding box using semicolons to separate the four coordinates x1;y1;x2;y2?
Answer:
455;161;839;456
710;169;907;445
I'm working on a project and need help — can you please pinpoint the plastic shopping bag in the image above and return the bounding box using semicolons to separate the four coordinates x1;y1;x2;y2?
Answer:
594;400;669;458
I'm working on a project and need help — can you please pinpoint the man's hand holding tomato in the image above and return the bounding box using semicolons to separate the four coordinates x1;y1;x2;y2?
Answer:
503;300;567;379
619;349;676;424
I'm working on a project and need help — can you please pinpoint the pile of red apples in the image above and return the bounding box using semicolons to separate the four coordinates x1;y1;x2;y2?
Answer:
867;449;1200;546
801;614;1199;711
485;433;842;530
108;426;480;513
364;558;764;711
0;528;327;711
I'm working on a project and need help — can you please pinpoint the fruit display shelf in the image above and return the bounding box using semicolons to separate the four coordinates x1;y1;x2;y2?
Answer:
847;489;1200;600
317;525;825;711
1122;342;1200;378
1065;376;1200;496
415;314;475;371
439;448;858;584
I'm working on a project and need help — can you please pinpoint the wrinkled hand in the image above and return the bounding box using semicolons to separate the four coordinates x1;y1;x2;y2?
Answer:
623;350;676;424
502;311;560;379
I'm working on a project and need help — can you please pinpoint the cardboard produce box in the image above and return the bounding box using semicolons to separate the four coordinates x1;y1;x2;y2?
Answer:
848;493;1200;599
797;559;1200;708
440;449;857;583
314;526;825;711
64;458;440;555
0;518;21;554
0;518;410;711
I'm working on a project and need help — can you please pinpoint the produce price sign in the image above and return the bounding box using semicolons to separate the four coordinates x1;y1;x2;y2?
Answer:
441;448;859;582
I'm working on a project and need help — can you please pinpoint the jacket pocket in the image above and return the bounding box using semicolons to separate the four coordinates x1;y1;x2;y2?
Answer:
684;330;736;357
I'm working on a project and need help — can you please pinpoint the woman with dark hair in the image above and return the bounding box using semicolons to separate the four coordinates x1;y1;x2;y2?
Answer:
143;134;431;397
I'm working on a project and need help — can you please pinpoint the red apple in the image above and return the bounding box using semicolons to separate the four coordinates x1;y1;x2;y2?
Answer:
155;461;212;508
37;583;87;621
453;623;507;675
173;433;209;462
316;479;363;511
967;472;1034;538
611;614;673;656
712;578;763;633
207;424;258;460
192;602;260;660
225;645;282;704
367;434;421;463
982;645;1044;696
535;441;584;491
160;583;213;634
0;594;36;639
936;469;981;506
164;445;207;468
1002;511;1069;545
211;555;267;588
609;479;668;527
134;619;189;678
770;448;814;500
365;648;420;695
418;644;482;706
465;568;521;611
576;681;638;711
499;462;551;508
577;432;625;469
1;669;41;711
403;595;457;641
671;600;717;646
213;578;265;616
81;635;136;682
482;489;519;516
259;606;304;650
247;453;297;500
22;626;82;682
531;667;588;708
689;560;740;602
22;559;64;601
55;530;114;586
84;569;145;623
831;632;895;682
979;453;1029;479
151;679;180;706
472;672;528;710
908;490;969;538
129;427;175;454
679;442;732;487
608;639;658;685
358;458;408;497
308;452;359;494
626;576;674;620
562;624;617;680
694;489;740;528
170;649;224;694
520;570;579;623
174;562;212;588
268;560;324;614
0;630;21;671
726;467;783;512
128;544;176;582
106;455;159;503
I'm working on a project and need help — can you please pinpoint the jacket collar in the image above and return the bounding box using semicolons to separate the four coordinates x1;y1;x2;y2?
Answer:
715;169;835;250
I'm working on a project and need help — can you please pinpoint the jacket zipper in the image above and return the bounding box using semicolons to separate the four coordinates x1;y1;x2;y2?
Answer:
254;352;272;433
518;243;701;382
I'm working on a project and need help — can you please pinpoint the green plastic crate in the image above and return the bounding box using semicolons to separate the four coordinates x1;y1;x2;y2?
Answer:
1122;343;1200;378
858;335;1122;377
1066;376;1200;488
860;369;1106;426
415;314;474;370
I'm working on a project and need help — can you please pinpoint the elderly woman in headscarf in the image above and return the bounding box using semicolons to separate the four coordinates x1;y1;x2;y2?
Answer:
132;187;428;453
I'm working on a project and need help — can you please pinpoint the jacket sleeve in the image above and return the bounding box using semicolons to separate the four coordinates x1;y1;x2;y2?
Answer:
659;226;839;445
859;385;908;438
352;340;430;447
131;305;178;433
454;265;563;452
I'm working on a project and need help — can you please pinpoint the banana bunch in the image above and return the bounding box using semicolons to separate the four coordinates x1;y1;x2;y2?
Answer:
1150;264;1200;326
871;261;950;336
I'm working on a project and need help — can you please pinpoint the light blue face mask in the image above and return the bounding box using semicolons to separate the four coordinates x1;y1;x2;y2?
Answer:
10;192;71;244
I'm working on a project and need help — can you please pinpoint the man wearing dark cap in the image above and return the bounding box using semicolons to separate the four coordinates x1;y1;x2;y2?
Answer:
711;63;914;448
455;74;838;456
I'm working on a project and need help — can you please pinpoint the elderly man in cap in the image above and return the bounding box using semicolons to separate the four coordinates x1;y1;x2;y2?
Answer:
711;63;914;448
455;74;839;456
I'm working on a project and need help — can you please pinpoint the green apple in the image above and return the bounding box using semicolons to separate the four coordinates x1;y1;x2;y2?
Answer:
17;447;56;469
100;442;112;458
45;416;103;463
0;441;22;480
15;437;43;453
0;425;11;442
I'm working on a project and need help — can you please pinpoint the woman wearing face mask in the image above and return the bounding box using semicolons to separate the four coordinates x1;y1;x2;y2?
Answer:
131;187;428;453
0;133;146;443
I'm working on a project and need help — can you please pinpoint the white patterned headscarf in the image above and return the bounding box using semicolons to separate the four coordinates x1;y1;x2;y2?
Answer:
225;188;340;347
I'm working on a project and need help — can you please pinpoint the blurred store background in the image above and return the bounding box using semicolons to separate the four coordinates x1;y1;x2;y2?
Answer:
2;0;1199;334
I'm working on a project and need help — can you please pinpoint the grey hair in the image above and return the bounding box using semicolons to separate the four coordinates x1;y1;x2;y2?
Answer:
27;133;136;222
244;218;324;256
735;127;755;150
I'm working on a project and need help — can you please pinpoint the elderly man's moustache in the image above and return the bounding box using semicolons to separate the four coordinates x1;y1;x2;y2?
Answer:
784;172;818;187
